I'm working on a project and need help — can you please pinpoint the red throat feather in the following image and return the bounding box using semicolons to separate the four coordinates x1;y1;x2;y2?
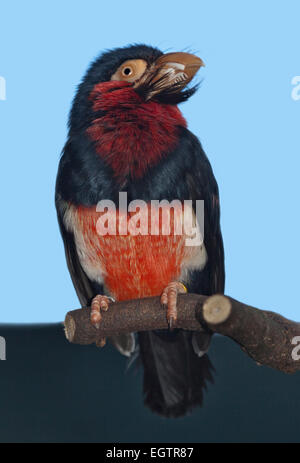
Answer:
86;81;187;180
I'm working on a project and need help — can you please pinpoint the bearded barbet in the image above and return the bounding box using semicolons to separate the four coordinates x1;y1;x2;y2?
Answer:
55;44;225;417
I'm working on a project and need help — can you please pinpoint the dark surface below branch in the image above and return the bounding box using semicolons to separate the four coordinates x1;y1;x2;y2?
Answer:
1;322;300;442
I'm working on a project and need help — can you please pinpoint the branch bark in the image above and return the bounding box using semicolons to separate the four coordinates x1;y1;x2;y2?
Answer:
64;294;300;374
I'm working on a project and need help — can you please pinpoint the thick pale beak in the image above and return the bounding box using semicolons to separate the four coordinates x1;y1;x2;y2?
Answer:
135;52;204;101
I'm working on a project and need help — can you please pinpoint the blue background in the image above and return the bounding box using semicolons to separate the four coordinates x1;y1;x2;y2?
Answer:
0;1;299;323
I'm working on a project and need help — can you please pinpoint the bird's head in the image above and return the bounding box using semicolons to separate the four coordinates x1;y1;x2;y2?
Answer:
69;44;204;133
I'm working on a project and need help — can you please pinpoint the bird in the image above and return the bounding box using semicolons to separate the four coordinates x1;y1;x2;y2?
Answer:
55;44;225;418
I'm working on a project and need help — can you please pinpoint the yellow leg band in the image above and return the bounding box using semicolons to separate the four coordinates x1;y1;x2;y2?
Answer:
179;282;188;293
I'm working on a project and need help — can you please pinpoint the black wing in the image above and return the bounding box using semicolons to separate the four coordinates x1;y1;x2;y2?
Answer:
55;153;95;308
185;129;225;295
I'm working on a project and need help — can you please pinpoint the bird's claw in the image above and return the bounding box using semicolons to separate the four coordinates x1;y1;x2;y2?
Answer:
160;281;187;330
90;295;114;348
168;316;176;331
96;337;107;348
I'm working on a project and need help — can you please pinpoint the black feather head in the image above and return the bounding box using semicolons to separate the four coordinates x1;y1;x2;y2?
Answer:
69;44;201;134
69;44;162;133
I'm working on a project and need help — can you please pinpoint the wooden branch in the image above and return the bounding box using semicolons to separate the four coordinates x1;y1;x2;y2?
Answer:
64;294;300;374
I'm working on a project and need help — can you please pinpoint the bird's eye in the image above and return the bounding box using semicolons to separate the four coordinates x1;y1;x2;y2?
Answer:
122;67;133;77
111;59;148;83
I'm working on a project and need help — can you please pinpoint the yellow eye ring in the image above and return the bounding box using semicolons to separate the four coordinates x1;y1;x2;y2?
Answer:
111;59;147;82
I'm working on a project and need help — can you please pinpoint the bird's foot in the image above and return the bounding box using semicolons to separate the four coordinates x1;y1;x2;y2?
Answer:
90;295;115;347
160;281;187;330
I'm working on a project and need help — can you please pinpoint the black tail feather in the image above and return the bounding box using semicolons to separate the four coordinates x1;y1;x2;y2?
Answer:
138;330;214;418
